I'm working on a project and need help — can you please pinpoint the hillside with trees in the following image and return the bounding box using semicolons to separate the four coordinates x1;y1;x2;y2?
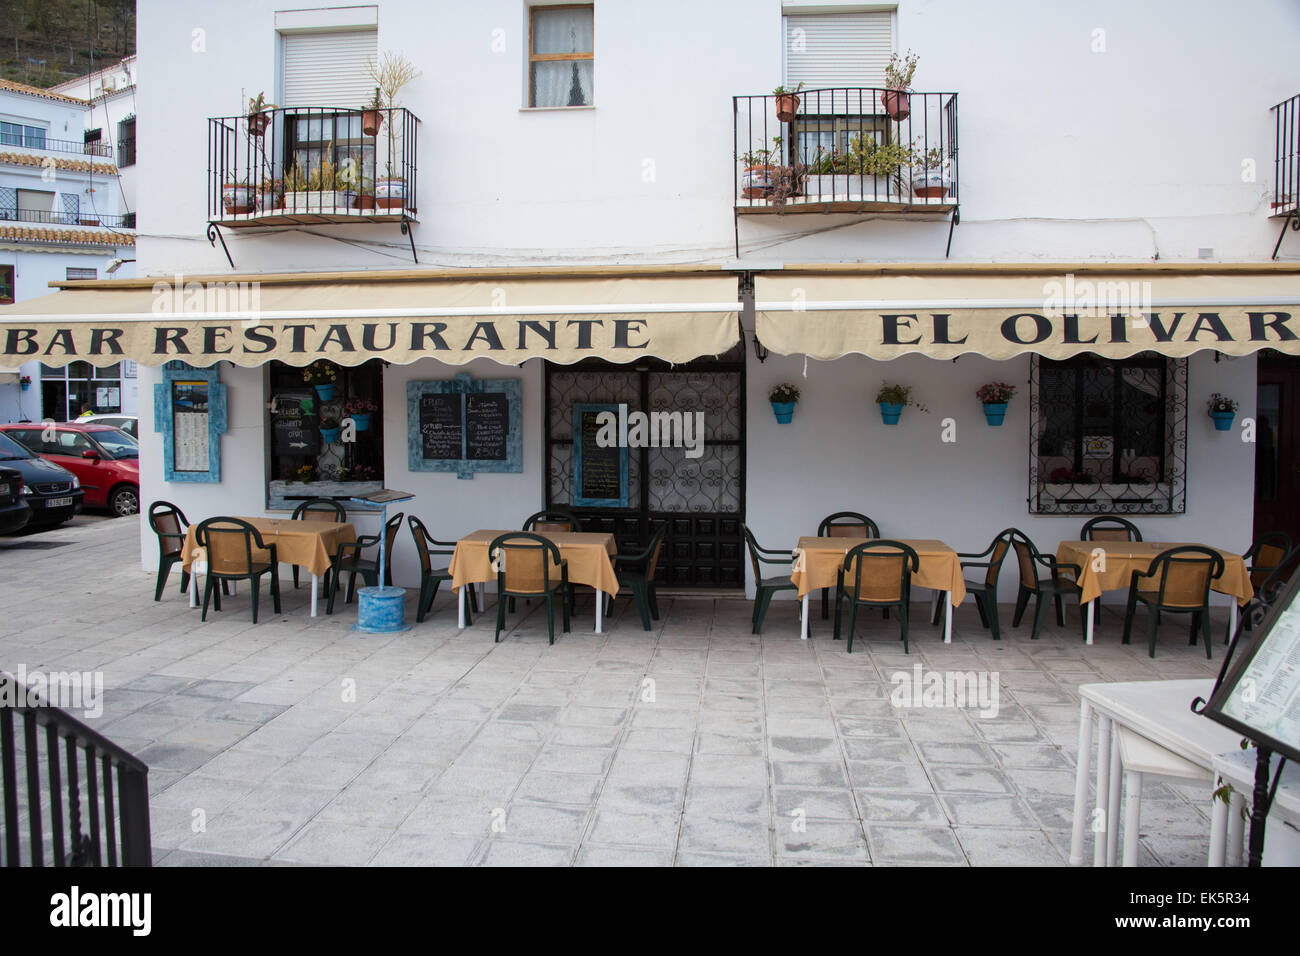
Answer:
0;0;134;88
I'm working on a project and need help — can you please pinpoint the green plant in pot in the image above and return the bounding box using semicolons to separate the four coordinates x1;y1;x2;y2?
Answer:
1207;393;1238;431
881;50;918;120
769;382;800;424
910;144;951;199
302;360;338;400
773;81;805;122
977;382;1016;426
876;382;927;425
247;92;276;136
361;87;385;137
320;414;342;445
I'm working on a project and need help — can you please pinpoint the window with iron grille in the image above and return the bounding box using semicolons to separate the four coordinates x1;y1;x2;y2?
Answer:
66;268;97;281
1029;353;1187;514
117;117;135;167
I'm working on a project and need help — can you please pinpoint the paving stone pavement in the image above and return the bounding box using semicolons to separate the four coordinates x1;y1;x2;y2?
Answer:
0;517;1230;866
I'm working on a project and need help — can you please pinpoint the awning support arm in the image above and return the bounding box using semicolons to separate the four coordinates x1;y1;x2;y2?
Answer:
400;217;419;264
945;206;960;259
1272;209;1299;260
206;223;234;269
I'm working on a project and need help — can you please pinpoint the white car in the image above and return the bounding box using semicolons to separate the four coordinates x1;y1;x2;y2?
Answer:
79;414;138;439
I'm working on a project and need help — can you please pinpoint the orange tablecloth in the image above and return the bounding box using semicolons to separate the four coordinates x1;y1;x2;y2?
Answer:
1055;540;1253;606
789;536;966;606
449;530;620;597
181;517;356;578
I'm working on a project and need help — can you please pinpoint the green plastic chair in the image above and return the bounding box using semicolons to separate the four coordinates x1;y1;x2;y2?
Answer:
490;532;571;645
407;515;473;625
324;512;402;614
613;522;667;631
147;500;191;601
1080;516;1143;542
523;509;581;532
957;528;1018;641
833;540;919;653
1122;546;1225;659
194;517;282;624
290;497;346;589
817;512;880;620
1010;534;1084;640
743;526;798;634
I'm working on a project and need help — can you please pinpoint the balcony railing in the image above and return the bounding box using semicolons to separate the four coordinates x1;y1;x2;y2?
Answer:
0;209;133;229
0;133;113;159
1;671;152;866
1272;93;1299;217
207;105;420;226
733;88;958;213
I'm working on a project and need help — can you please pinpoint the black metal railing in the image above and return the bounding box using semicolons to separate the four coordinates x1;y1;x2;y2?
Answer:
207;105;420;222
1273;94;1299;216
1;670;151;866
0;134;113;158
733;88;958;208
0;209;133;229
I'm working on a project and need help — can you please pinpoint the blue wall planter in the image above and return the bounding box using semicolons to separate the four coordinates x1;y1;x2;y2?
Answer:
879;402;903;425
320;426;341;444
313;383;336;401
982;402;1008;426
350;413;372;431
1210;411;1235;431
771;401;795;424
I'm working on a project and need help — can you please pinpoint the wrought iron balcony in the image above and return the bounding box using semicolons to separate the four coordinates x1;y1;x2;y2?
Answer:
206;105;420;228
0;132;113;158
733;87;958;215
1272;93;1300;258
0;208;132;229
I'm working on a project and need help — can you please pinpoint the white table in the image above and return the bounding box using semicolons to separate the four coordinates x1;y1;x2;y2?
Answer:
1210;748;1300;866
1069;679;1245;866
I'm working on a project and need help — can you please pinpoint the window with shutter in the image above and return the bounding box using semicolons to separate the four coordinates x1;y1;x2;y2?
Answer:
281;30;380;109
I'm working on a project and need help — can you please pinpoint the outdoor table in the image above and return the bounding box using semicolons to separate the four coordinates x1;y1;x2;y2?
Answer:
448;529;619;633
1067;679;1244;867
181;517;357;618
1055;540;1253;645
789;536;966;643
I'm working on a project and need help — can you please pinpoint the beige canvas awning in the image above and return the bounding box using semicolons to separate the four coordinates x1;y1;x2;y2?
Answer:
0;366;20;384
0;268;741;368
756;264;1300;360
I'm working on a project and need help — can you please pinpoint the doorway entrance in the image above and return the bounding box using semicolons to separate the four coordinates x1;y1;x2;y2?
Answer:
1254;354;1300;548
544;346;746;588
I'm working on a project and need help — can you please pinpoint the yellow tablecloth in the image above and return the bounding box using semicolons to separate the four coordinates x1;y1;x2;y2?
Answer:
1055;540;1253;606
182;517;356;578
789;536;966;606
449;529;620;597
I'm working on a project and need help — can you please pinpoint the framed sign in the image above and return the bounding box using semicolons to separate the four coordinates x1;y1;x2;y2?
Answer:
153;362;226;483
572;402;628;508
407;373;521;479
1203;571;1300;764
271;390;320;457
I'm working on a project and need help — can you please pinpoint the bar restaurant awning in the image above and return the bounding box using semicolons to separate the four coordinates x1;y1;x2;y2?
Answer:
755;263;1300;360
0;267;741;368
0;366;20;384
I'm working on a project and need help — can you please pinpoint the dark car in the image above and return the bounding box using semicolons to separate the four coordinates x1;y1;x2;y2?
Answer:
0;430;83;527
0;466;31;535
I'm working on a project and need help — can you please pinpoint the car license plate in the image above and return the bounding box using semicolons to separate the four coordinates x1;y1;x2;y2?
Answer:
47;497;73;508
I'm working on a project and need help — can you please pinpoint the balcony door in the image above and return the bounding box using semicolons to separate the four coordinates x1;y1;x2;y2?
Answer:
1255;356;1300;549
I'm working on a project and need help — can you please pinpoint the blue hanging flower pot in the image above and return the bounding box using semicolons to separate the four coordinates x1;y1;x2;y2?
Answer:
351;413;372;431
982;402;1008;426
314;383;336;401
879;402;903;425
1210;410;1234;432
771;401;795;424
320;426;341;444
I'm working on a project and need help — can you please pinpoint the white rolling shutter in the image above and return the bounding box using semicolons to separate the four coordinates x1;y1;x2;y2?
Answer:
281;30;379;109
784;12;893;113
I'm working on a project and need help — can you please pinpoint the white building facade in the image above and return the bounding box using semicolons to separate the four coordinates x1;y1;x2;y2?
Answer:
3;0;1298;614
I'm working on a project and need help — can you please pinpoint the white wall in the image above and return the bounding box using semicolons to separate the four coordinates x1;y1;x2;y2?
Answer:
745;350;1257;602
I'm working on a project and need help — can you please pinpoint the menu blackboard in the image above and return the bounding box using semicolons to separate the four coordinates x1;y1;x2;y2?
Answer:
419;393;463;460
573;403;628;507
272;391;320;456
466;393;509;461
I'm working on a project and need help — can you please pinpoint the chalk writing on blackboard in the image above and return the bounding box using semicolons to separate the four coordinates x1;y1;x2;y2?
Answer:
272;391;320;456
466;393;509;461
578;407;623;502
419;393;463;460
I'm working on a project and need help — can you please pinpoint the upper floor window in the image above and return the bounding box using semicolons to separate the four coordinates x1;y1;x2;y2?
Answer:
117;117;135;167
0;122;46;149
0;265;13;304
530;5;593;107
282;29;378;108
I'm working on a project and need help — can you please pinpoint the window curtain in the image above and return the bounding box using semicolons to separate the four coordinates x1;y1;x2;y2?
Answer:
532;8;593;107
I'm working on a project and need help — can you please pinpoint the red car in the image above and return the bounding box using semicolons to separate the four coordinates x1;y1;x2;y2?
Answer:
0;423;139;516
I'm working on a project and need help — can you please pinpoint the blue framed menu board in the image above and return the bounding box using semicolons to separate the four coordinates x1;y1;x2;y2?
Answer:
572;403;629;508
407;374;522;479
153;362;226;483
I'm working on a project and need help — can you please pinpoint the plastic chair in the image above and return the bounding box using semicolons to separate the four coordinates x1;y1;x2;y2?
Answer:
289;498;346;589
1226;545;1297;644
742;526;798;634
147;500;191;601
1121;546;1225;658
194;517;282;624
1010;534;1084;640
834;540;919;653
613;522;667;631
523;509;581;533
817;512;880;620
1080;516;1143;542
489;532;571;645
408;515;472;624
957;528;1018;641
1243;532;1293;592
324;511;402;613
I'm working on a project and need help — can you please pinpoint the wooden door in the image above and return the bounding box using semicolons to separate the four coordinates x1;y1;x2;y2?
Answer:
1255;363;1300;547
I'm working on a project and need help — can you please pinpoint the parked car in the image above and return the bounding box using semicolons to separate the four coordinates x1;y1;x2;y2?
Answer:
0;423;138;516
80;414;138;439
0;431;83;527
0;466;31;535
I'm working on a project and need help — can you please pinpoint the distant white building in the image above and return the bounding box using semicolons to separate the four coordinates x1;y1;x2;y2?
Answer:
0;78;136;425
49;55;138;224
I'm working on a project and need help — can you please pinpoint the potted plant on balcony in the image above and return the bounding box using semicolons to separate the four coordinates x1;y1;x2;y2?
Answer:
345;397;378;431
302;361;338;401
221;178;255;214
1207;393;1238;431
976;382;1016;426
910;144;952;200
741;143;777;198
247;92;276;136
361;88;385;137
258;177;284;211
768;383;800;423
366;51;421;211
283;160;350;214
881;50;918;121
875;382;928;425
773;82;805;122
320;414;342;445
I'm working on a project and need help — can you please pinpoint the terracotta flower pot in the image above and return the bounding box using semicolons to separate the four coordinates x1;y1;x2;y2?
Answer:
775;93;800;122
353;194;377;210
742;164;775;199
247;112;271;136
361;110;384;136
881;89;911;121
222;183;255;214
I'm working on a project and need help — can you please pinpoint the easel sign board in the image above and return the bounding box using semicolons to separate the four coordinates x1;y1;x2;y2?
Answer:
1203;571;1300;764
